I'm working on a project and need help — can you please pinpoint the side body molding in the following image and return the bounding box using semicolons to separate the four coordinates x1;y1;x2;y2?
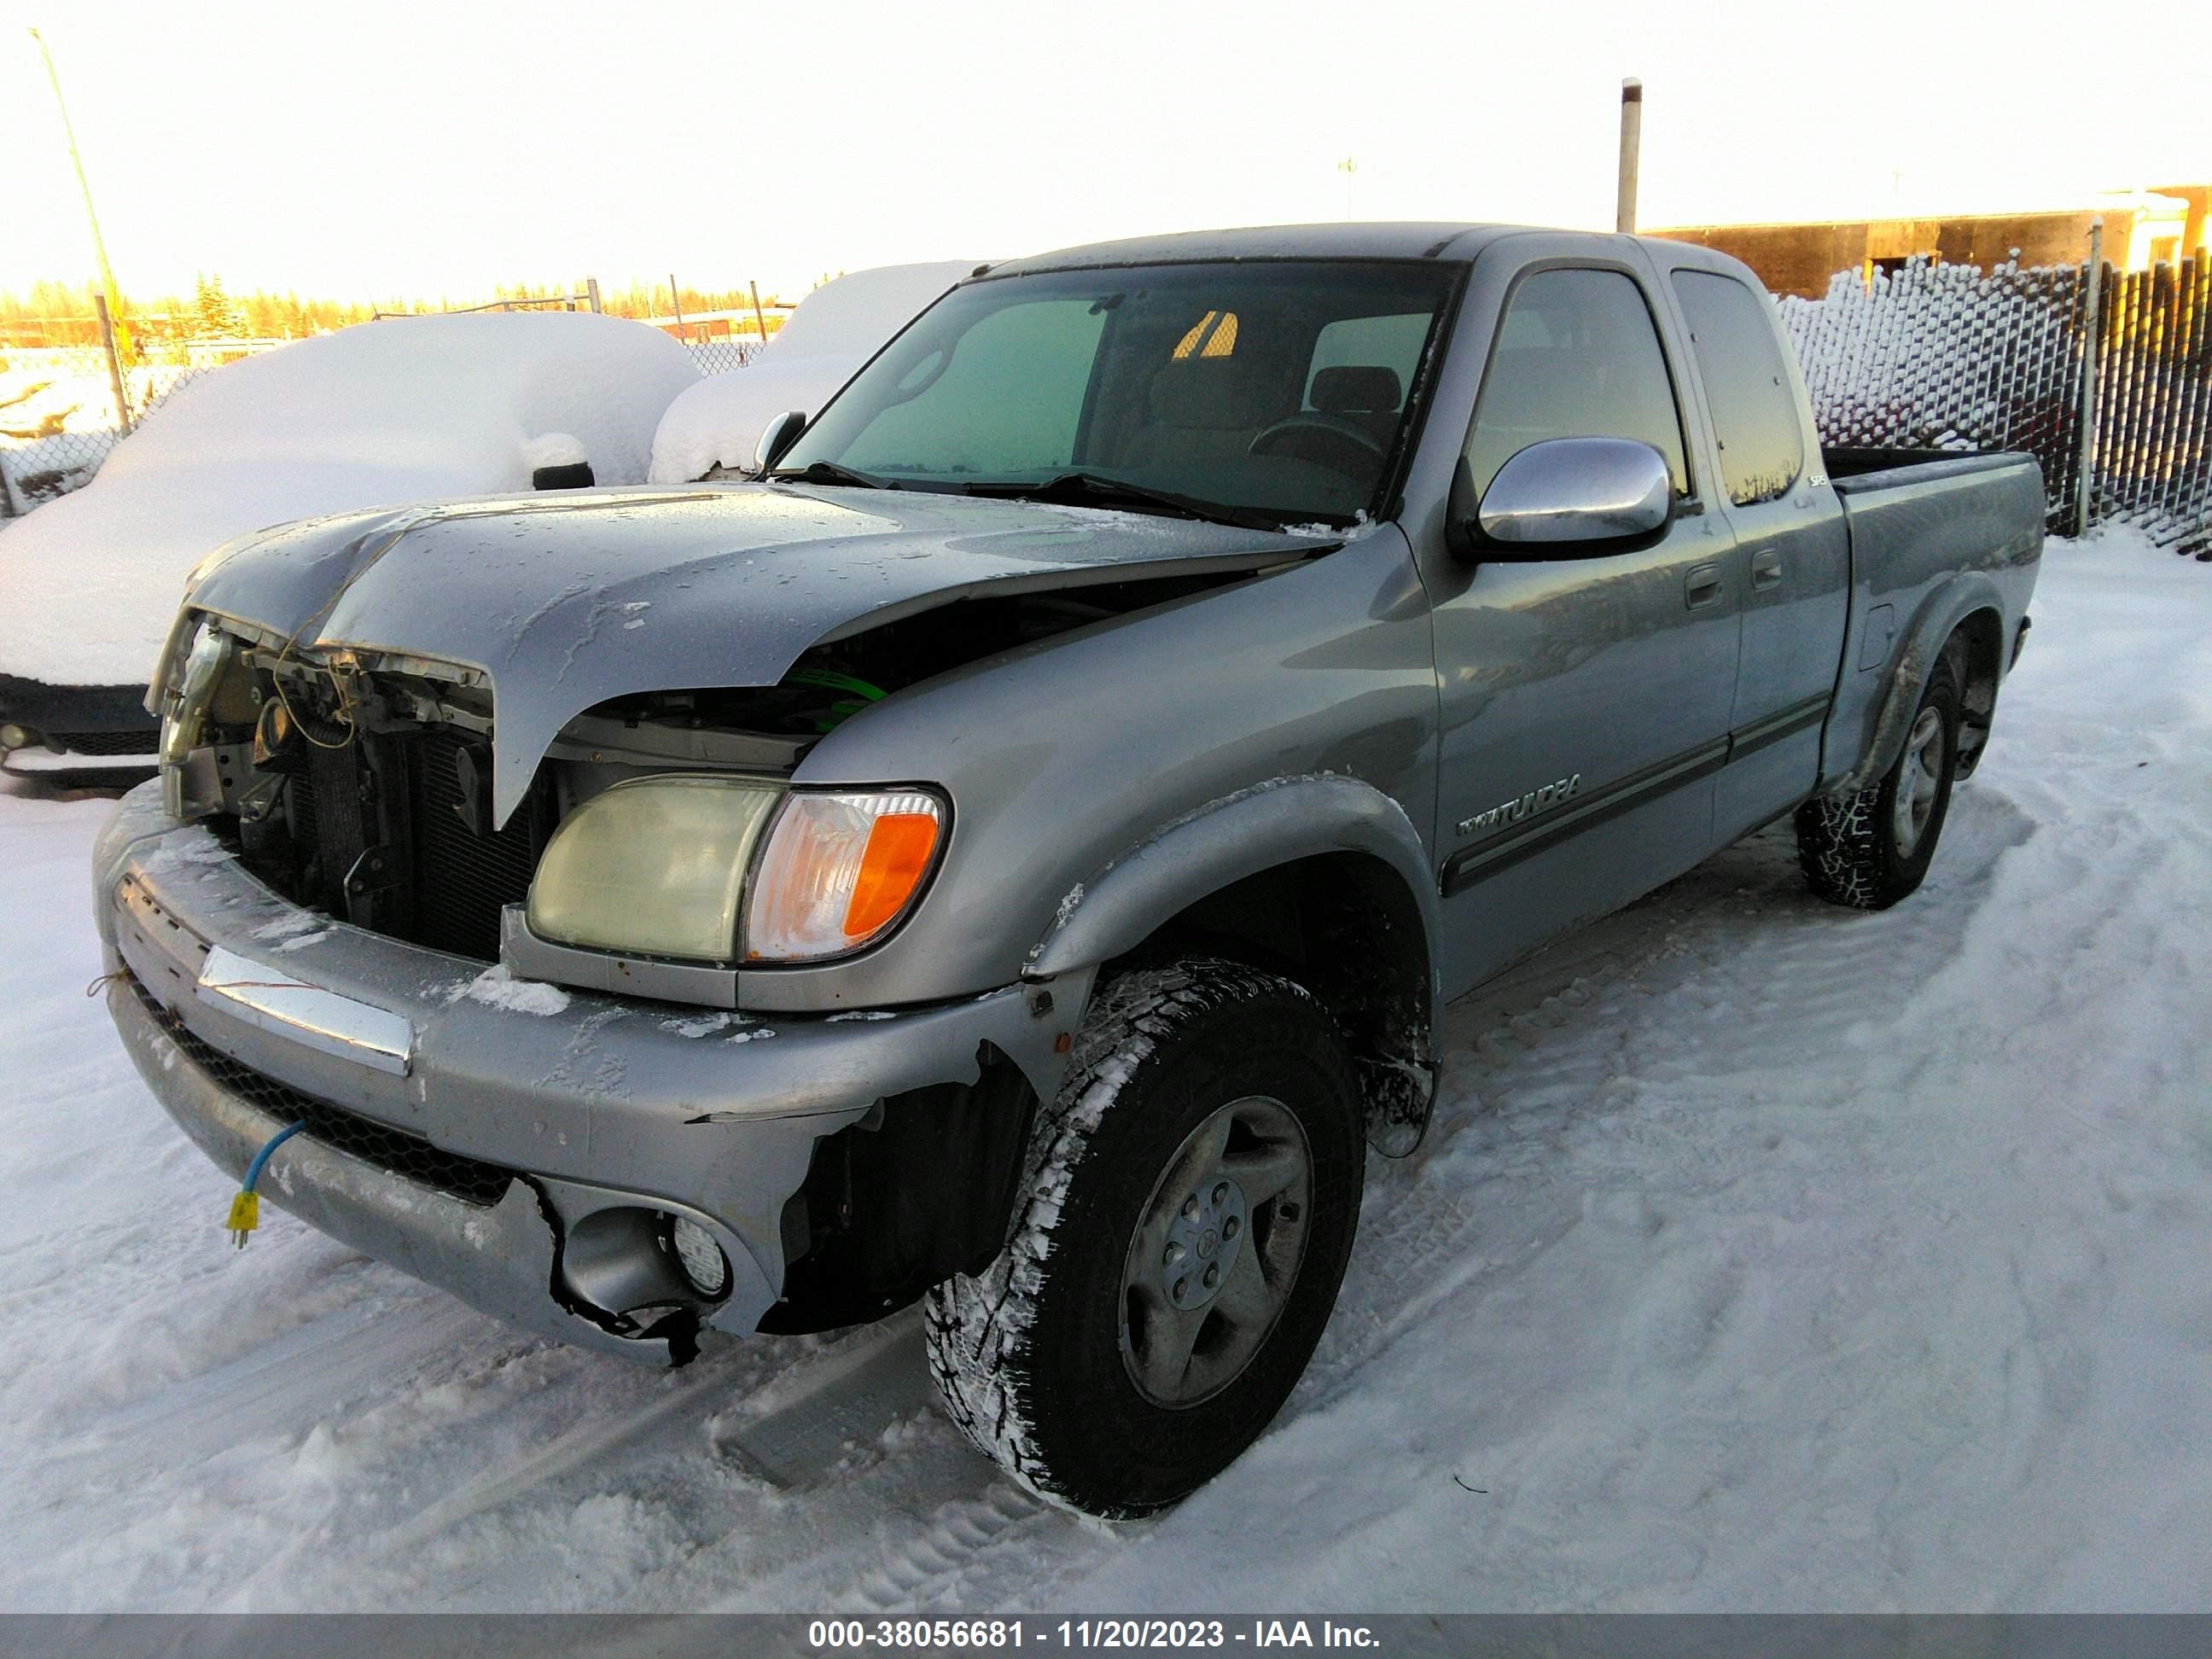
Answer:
1026;773;1444;1155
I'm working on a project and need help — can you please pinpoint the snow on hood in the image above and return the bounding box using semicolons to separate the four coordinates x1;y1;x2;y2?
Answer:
0;312;700;687
647;262;977;486
174;481;1318;828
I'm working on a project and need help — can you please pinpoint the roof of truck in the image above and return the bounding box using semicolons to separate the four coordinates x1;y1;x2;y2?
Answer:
983;222;1564;276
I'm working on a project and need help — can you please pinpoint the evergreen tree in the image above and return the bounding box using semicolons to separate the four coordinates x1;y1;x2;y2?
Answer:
192;273;247;340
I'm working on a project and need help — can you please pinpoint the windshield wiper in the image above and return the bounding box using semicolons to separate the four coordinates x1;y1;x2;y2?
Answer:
767;459;892;490
962;471;1284;532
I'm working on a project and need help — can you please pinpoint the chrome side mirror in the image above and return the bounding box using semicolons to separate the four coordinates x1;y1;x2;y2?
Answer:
1458;437;1673;557
753;410;808;475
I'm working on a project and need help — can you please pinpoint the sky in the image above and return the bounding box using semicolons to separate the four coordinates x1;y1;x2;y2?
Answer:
3;0;2207;305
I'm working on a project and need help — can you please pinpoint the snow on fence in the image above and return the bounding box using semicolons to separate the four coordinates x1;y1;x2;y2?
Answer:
1;332;762;520
0;341;241;515
1780;253;2212;560
2090;259;2212;560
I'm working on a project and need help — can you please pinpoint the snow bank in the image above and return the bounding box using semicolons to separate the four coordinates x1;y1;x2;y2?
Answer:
0;312;699;688
648;262;976;485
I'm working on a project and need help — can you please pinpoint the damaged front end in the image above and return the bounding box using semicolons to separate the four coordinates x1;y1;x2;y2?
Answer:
144;556;1263;979
118;484;1321;1361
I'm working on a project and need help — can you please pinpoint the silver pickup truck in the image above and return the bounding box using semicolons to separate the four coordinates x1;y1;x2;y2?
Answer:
96;224;2041;1517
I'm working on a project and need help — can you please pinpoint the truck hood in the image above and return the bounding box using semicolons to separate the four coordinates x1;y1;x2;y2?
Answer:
175;481;1326;825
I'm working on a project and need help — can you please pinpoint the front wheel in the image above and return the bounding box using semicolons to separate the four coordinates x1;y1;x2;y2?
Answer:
923;958;1364;1517
1796;656;1961;910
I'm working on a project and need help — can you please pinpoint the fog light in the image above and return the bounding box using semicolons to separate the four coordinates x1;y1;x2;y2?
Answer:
670;1216;730;1299
0;724;29;752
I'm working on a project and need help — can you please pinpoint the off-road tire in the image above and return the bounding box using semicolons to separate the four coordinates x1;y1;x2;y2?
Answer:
1796;657;1961;910
923;958;1364;1517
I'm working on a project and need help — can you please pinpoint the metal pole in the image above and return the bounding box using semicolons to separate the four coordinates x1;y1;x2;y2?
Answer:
1615;78;1643;235
750;281;770;343
0;456;26;519
30;28;130;357
95;290;131;435
2075;217;2104;538
669;271;684;341
585;276;603;314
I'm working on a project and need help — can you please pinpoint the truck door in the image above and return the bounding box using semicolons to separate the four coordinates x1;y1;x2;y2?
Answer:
1427;255;1742;992
1659;259;1850;839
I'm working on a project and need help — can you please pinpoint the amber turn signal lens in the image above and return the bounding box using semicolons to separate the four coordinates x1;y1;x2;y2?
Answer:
744;789;947;961
844;813;941;938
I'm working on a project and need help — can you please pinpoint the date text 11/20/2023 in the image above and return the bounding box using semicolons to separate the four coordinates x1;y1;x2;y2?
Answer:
805;1619;1383;1650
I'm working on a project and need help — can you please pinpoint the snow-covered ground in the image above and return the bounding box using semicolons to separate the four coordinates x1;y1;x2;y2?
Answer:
1;529;2205;1613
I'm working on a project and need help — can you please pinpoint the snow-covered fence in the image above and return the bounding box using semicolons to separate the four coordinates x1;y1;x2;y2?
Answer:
2090;259;2212;559
1779;254;2212;560
1778;257;2093;536
0;339;252;518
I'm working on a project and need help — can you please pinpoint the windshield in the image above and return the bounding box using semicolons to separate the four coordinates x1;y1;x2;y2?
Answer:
778;260;1460;526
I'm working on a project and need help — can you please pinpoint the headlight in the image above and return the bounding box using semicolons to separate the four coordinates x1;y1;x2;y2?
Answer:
527;775;782;962
523;778;946;965
158;620;237;819
744;789;946;961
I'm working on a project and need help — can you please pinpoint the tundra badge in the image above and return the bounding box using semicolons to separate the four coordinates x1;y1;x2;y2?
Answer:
1458;773;1582;839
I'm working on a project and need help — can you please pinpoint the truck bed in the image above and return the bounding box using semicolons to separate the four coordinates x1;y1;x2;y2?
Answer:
1820;447;2044;792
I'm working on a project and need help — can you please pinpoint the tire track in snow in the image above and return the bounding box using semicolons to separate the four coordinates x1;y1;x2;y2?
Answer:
1301;793;2029;1417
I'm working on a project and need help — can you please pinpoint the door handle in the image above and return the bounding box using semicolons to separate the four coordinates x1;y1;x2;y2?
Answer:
1750;548;1784;591
1685;562;1723;610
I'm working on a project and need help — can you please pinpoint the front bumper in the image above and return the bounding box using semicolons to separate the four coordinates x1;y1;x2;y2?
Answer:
0;672;159;757
94;781;1071;1365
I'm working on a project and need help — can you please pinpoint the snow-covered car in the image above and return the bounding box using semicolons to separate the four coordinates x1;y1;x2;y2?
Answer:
0;311;699;772
646;262;979;486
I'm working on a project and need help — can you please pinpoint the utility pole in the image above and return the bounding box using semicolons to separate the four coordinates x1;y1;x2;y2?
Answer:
95;291;131;435
1338;156;1358;221
29;26;131;354
669;272;685;341
1615;78;1642;234
2075;217;2105;539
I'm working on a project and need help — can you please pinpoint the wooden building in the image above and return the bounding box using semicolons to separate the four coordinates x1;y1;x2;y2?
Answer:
1654;188;2209;298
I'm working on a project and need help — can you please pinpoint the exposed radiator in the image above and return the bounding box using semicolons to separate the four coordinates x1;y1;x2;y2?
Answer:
407;727;543;960
271;725;547;963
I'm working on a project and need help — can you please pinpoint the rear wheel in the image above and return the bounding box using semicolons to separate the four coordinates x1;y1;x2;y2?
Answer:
923;958;1364;1517
1796;656;1961;910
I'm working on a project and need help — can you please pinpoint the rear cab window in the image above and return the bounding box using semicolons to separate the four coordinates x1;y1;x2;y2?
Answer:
1669;270;1806;507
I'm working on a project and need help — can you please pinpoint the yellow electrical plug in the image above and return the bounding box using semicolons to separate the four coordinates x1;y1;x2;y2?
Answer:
227;1121;306;1250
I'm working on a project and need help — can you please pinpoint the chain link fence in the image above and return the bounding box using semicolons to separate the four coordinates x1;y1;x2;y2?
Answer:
1780;253;2211;559
683;336;766;375
2090;259;2212;557
0;335;248;515
2;325;766;520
